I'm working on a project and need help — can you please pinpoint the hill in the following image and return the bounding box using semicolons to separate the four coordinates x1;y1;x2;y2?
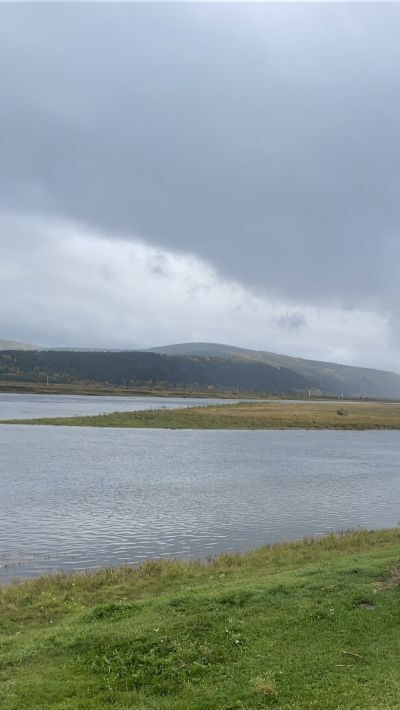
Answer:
0;349;313;396
1;341;400;398
0;339;43;351
148;342;400;399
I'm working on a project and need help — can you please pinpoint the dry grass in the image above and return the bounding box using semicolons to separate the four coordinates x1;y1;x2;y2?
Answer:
5;399;400;429
194;400;400;429
382;567;400;590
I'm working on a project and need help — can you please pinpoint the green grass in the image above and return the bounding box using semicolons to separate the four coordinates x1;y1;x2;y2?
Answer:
4;400;400;429
2;529;400;708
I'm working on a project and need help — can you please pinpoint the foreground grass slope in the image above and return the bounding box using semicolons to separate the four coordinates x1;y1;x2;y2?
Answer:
2;529;400;709
5;400;400;429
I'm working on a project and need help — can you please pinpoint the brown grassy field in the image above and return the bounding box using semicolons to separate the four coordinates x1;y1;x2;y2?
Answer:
4;399;400;429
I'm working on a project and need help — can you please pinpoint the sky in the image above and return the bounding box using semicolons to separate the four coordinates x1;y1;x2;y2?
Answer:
1;2;400;372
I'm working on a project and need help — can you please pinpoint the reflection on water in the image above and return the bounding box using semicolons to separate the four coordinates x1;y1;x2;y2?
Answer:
1;426;399;582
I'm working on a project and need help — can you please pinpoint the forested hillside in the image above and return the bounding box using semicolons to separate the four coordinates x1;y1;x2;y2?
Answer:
149;343;400;399
0;350;313;395
1;344;400;398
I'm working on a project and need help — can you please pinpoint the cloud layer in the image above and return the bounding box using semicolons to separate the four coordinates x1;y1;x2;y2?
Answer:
1;4;399;370
1;213;394;371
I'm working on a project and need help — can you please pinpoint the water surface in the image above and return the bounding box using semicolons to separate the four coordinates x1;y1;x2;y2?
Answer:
0;392;236;420
1;426;399;582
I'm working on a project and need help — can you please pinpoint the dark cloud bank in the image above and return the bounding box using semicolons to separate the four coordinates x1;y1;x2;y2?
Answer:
1;3;400;364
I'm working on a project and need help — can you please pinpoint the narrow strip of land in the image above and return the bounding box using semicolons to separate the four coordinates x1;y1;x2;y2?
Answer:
0;381;239;398
3;400;400;429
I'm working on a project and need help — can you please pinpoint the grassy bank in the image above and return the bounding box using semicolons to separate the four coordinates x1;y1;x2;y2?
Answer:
0;380;243;398
4;400;400;429
2;528;400;708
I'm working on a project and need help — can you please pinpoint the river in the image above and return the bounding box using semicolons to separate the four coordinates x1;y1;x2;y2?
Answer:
1;419;399;582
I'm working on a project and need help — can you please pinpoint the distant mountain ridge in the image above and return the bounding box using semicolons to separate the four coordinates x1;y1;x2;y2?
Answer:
147;342;400;399
1;339;400;398
0;349;314;396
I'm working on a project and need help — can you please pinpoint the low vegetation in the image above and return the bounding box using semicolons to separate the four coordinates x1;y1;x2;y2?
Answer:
4;400;400;429
2;529;400;708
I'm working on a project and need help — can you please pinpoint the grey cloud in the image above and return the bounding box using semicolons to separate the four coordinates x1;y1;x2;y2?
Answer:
1;3;400;325
146;252;170;279
0;214;396;370
273;313;307;332
99;265;118;284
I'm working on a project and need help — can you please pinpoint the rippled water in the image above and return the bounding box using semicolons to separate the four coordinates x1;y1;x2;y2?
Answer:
1;426;399;582
0;392;238;420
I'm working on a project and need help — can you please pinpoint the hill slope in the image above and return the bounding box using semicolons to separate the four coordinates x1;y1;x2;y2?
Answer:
2;341;399;398
0;339;43;351
0;349;313;396
2;529;400;709
148;342;400;399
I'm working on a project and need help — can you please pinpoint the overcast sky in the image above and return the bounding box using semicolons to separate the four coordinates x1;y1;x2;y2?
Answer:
1;3;400;371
